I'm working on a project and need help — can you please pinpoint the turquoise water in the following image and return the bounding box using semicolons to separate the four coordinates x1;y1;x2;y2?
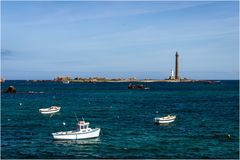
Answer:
1;81;239;158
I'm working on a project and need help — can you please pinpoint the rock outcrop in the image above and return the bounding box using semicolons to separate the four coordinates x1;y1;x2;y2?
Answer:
5;86;16;93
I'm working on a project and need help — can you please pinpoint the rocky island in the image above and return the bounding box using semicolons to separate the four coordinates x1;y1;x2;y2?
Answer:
53;52;215;84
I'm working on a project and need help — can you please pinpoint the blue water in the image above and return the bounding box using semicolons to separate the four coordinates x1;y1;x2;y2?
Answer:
1;81;239;158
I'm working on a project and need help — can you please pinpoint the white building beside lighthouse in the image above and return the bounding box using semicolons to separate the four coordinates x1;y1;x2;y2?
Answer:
169;68;175;80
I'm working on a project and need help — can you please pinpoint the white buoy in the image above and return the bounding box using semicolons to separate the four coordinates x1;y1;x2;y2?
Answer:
156;111;159;114
228;134;231;138
63;122;66;126
19;103;22;106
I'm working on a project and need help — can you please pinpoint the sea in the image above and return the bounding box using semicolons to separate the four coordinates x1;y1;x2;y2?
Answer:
1;80;239;159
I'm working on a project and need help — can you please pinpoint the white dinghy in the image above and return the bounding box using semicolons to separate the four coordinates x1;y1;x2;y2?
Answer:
39;106;61;114
154;115;176;124
52;121;100;140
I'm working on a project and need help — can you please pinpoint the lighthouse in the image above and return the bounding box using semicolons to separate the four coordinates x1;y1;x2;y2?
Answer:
168;52;181;80
175;52;180;80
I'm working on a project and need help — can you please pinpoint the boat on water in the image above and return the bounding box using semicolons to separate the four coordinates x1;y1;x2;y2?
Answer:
39;106;61;114
154;115;176;124
128;83;150;90
62;80;70;84
52;121;100;140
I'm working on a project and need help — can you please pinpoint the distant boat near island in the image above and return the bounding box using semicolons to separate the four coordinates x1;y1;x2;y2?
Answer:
128;83;150;90
62;80;70;84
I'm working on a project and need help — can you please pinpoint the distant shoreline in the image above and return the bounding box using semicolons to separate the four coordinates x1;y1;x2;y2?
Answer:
70;79;189;83
69;79;221;84
1;79;228;84
2;79;238;81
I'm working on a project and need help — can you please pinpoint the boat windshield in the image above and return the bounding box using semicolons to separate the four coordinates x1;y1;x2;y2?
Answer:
77;124;88;131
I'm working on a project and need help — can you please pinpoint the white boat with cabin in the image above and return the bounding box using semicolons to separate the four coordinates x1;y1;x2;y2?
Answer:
154;115;176;124
52;121;100;140
39;106;61;114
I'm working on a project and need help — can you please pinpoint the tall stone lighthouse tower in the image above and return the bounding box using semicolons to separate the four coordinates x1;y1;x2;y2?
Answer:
175;51;179;80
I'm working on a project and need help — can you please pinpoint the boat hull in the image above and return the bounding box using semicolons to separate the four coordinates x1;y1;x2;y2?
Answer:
40;110;60;114
39;107;61;114
154;119;175;124
154;116;176;124
52;128;100;140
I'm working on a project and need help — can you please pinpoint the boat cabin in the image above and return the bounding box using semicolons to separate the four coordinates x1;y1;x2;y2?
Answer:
50;106;59;110
76;121;90;132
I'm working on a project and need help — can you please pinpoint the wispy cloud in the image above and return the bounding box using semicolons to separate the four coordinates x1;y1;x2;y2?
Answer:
3;1;210;26
62;15;238;52
61;2;208;22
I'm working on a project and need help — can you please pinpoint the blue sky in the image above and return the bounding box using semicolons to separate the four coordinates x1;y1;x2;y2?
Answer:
1;1;239;80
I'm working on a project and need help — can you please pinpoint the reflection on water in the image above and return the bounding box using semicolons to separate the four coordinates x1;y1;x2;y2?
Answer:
40;112;61;118
154;123;176;127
